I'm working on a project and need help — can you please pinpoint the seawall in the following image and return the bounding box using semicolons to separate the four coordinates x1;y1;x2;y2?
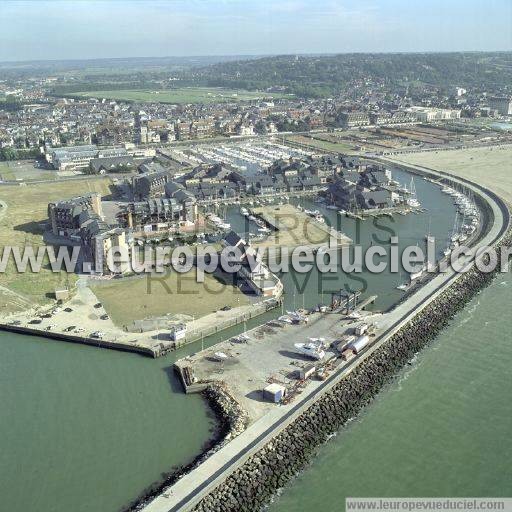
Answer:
190;227;512;512
0;323;158;357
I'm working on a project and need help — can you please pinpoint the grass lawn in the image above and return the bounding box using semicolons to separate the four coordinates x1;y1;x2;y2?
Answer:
0;162;15;180
0;160;63;182
71;87;292;104
0;177;112;313
393;146;512;204
90;270;251;327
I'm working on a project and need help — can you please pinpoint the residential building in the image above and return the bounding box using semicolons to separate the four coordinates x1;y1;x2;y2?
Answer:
488;96;512;116
337;111;370;128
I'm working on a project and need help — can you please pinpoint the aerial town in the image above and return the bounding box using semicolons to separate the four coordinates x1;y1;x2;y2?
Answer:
1;26;511;512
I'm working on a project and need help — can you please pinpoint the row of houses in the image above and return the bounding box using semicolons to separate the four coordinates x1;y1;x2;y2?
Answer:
129;159;329;203
47;193;130;273
47;177;198;270
326;164;407;210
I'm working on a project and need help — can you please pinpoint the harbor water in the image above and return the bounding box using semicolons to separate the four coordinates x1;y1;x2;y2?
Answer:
1;170;504;512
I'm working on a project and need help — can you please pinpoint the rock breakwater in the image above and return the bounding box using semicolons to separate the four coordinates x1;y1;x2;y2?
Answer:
192;234;512;512
125;383;247;512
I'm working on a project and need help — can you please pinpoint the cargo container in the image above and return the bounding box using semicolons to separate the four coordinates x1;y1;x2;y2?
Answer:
348;335;370;354
299;364;316;380
263;383;287;403
355;323;369;336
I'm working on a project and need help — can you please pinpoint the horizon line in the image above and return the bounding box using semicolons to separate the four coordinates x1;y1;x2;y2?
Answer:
1;49;511;66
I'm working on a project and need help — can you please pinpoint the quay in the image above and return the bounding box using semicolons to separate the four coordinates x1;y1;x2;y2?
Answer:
198;189;325;207
137;161;509;512
250;203;351;252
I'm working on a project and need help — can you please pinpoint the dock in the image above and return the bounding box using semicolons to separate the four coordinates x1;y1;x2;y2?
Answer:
251;203;352;251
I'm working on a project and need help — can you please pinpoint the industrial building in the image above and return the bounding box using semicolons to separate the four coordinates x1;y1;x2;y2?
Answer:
48;144;129;171
403;107;461;122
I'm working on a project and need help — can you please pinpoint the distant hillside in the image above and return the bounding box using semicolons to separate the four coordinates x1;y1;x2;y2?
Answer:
188;52;512;98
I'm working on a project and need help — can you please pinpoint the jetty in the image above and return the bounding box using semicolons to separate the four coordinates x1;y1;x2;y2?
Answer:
251;203;351;251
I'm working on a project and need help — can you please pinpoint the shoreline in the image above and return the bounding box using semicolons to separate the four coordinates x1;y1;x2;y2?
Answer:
123;383;248;512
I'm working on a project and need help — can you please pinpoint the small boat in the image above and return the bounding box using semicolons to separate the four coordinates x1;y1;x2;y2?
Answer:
410;265;426;281
294;341;325;360
213;351;229;362
346;311;362;320
396;272;408;291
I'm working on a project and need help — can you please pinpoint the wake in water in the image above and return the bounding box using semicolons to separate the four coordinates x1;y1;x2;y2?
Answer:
459;300;481;326
395;352;422;391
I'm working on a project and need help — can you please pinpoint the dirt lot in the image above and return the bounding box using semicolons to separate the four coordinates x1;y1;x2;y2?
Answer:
0;177;112;313
394;145;512;204
252;203;351;250
90;269;251;328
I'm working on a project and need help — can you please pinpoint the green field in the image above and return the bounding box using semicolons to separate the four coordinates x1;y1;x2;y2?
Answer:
71;87;291;104
0;177;112;313
90;270;250;327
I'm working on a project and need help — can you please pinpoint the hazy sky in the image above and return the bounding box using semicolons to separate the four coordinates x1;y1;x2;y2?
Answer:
1;0;511;62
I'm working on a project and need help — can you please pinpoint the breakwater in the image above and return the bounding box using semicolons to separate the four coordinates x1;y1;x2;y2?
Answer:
190;232;512;512
126;383;248;512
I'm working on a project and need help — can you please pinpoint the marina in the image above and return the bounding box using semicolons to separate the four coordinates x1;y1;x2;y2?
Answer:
136;161;508;512
166;139;317;175
0;151;508;512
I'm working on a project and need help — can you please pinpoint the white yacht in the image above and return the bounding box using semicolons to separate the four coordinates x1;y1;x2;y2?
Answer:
212;351;229;362
294;341;325;360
